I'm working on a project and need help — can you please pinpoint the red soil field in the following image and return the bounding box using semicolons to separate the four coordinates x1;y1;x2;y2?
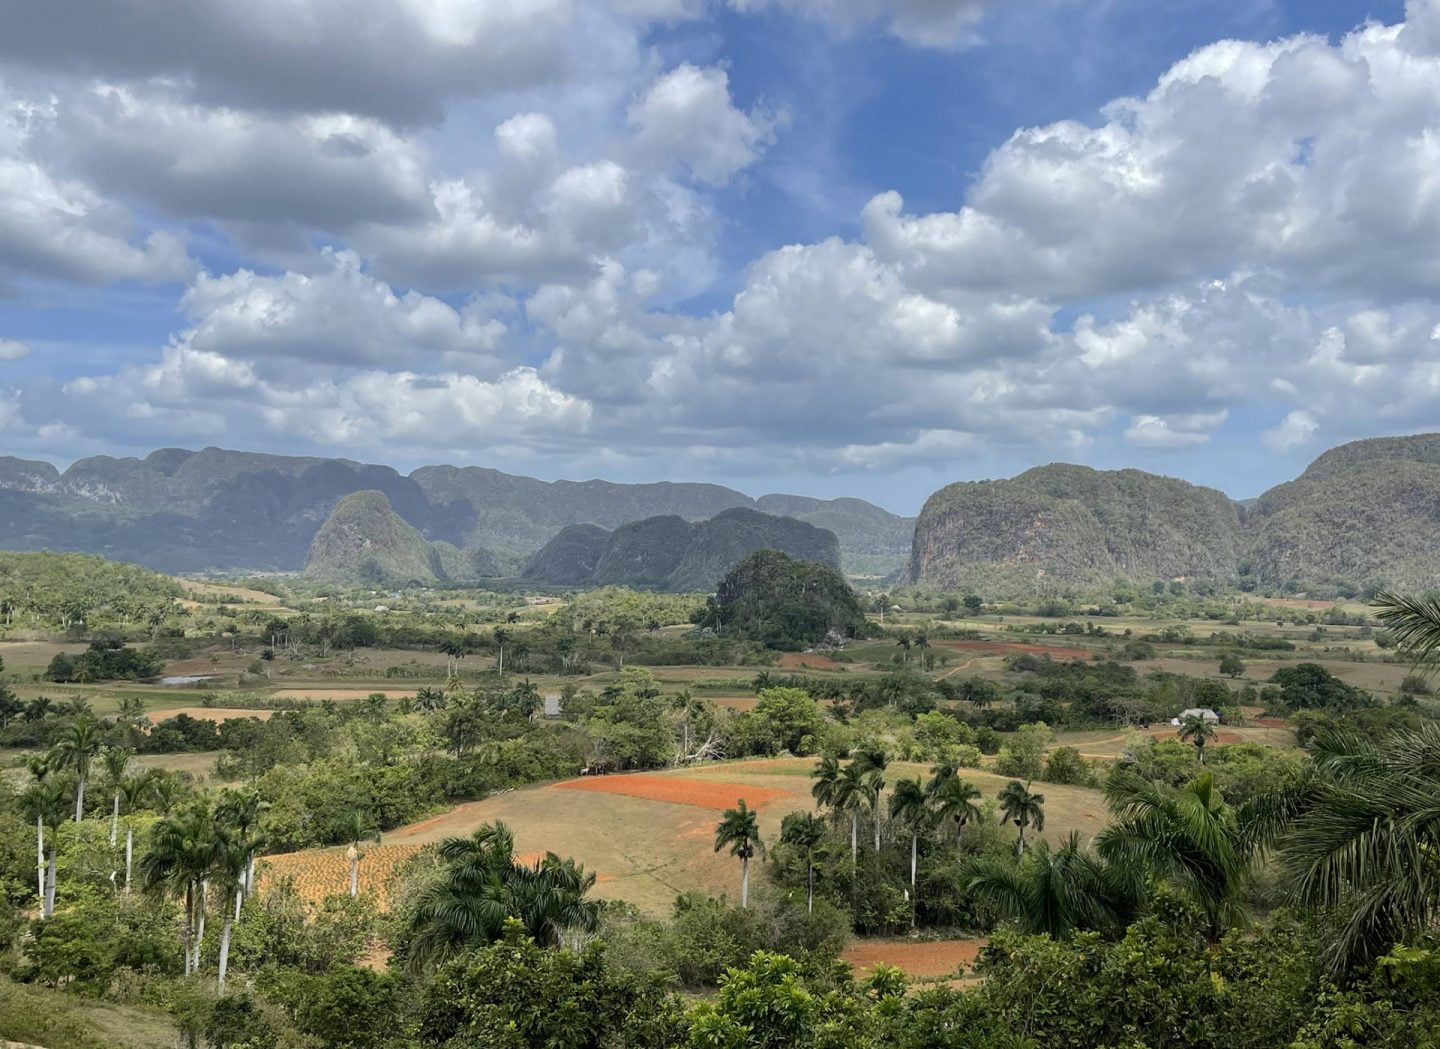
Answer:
940;640;1091;660
554;773;792;811
843;938;987;979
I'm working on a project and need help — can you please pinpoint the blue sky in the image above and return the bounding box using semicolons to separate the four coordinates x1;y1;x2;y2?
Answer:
0;0;1433;513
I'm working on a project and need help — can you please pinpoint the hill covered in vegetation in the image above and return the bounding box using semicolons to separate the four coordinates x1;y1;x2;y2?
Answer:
710;548;872;648
303;491;497;585
0;446;910;575
1245;434;1440;591
909;464;1242;592
523;508;842;591
909;434;1440;595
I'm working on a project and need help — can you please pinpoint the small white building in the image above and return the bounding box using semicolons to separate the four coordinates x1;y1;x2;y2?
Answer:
1170;707;1221;726
543;694;562;718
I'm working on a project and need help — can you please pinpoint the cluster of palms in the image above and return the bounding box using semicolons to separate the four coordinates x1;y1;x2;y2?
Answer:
403;821;600;970
139;789;268;988
19;718;157;916
710;751;1047;920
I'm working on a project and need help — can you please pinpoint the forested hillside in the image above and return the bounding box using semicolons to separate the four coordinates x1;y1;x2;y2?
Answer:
523;508;842;591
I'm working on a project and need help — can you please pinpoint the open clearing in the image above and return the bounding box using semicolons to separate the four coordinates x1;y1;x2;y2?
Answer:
843;938;986;980
260;757;1112;916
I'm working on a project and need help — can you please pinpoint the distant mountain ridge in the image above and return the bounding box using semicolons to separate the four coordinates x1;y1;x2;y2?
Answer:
0;446;911;576
908;434;1440;594
522;507;843;592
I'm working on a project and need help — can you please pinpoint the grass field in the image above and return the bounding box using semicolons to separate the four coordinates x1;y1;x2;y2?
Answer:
268;757;1111;917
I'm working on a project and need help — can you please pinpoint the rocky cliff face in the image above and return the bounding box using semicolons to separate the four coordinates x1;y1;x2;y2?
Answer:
909;465;1242;592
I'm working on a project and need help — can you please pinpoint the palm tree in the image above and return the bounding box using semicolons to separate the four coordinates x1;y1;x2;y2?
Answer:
53;718;103;821
405;822;600;970
832;762;867;863
1178;715;1217;765
23;696;54;722
715;800;766;909
1273;722;1440;972
998;781;1045;856
118;775;152;893
967;832;1137;938
101;746;132;847
215;788;268;907
810;755;840;810
1096;771;1248;943
852;745;889;850
780;812;825;914
493;627;510;678
338;810;381;897
888;776;930;908
140;804;219;975
21;777;65;917
914;632;931;670
211;825;249;990
895;633;912;664
931;775;984;856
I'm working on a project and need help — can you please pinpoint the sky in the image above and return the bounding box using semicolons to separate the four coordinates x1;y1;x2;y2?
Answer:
0;0;1435;514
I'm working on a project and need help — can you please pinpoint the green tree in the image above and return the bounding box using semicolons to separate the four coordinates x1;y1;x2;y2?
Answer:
1278;723;1440;972
53;718;103;822
930;774;983;855
998;781;1045;856
403;821;599;970
1176;713;1217;765
831;761;868;864
888;776;930;910
779;811;825;915
100;746;132;847
966;832;1136;938
852;745;889;851
1219;653;1246;678
140;803;220;975
715;800;766;910
21;776;65;917
753;688;823;754
1096;771;1250;942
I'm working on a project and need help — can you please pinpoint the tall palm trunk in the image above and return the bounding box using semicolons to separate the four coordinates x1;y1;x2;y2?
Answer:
124;826;134;893
1016;822;1027;857
909;832;918;892
217;892;238;990
247;855;256;896
35;816;45;912
73;774;85;822
849;812;858;863
192;880;207;973
182;882;194;977
873;808;882;851
740;854;749;909
349;850;360;897
44;845;56;917
110;792;120;846
806;859;814;915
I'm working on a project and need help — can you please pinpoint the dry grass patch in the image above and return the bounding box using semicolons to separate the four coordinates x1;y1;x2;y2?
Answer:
259;843;420;908
843;938;986;980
